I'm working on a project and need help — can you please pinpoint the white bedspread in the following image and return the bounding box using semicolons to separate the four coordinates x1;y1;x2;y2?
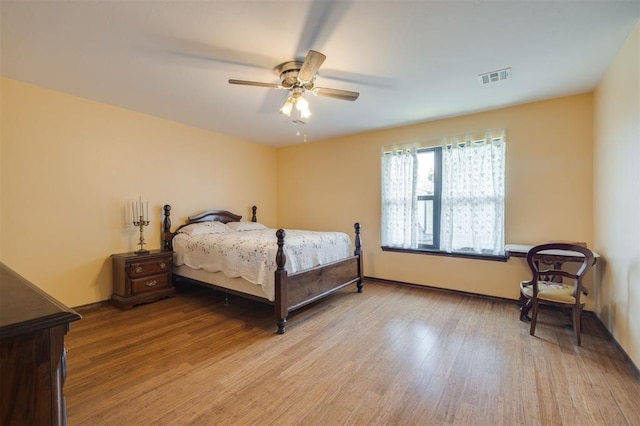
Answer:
172;229;353;301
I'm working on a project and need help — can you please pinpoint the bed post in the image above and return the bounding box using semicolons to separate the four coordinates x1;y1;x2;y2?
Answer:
274;229;288;334
162;205;172;251
355;223;363;293
251;206;257;222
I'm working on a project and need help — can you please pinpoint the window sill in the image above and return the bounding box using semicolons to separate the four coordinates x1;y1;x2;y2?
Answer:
381;246;508;262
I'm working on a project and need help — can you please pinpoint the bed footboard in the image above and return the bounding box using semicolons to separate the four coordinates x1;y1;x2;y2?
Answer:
274;223;363;334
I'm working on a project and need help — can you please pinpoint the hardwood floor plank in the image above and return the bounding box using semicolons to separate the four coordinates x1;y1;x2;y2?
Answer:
64;280;640;425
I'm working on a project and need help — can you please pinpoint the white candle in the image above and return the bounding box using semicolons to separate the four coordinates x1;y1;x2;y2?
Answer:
146;201;149;222
132;201;135;222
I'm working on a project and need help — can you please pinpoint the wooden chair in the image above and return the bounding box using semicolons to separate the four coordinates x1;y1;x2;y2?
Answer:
519;243;595;346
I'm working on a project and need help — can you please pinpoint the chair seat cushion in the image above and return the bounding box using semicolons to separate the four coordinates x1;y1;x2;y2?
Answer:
520;280;585;304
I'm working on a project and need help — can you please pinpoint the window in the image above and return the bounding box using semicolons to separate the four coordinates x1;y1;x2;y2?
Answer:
381;130;506;257
416;147;441;249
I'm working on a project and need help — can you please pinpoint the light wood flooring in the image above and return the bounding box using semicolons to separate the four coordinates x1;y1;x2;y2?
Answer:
65;280;640;425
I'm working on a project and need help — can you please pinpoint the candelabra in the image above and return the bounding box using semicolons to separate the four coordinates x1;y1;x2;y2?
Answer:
133;215;150;254
132;197;150;254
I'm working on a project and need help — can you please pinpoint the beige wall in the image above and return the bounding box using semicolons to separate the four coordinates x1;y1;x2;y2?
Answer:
278;94;594;301
594;23;640;367
1;78;278;307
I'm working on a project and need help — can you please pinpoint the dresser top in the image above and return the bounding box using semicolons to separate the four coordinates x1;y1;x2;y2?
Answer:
110;249;172;261
0;262;81;339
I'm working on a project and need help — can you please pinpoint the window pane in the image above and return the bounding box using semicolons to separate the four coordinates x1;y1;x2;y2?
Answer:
417;151;434;196
417;198;433;245
417;150;436;247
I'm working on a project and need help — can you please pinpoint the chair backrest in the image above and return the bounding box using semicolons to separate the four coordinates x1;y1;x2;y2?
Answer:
526;243;595;304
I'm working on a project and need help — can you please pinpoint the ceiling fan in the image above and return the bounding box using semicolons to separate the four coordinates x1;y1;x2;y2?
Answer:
228;50;359;121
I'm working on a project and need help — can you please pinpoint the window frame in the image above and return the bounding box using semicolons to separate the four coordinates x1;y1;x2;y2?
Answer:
380;137;507;262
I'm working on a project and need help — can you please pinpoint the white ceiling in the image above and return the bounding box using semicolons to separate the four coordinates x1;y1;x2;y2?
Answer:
1;1;638;147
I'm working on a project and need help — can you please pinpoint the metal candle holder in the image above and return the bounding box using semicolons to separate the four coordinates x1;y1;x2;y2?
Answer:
132;197;150;254
133;215;150;254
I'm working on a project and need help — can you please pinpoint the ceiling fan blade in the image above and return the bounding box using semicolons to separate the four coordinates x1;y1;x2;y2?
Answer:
313;87;359;101
154;37;277;70
296;1;352;57
228;79;283;89
298;50;326;82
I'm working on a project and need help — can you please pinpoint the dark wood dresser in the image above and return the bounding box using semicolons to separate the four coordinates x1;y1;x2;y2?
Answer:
110;250;175;310
0;262;82;426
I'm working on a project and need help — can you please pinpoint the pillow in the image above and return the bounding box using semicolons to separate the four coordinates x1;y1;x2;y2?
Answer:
226;221;267;231
177;221;232;236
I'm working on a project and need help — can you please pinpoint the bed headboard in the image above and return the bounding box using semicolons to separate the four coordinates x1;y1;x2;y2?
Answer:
162;205;257;251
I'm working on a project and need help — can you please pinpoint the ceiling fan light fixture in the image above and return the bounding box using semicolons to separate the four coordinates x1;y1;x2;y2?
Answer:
295;94;311;119
279;95;295;116
280;91;311;119
299;108;311;119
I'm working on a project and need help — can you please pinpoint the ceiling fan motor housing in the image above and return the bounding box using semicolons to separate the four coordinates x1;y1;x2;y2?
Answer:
275;61;313;89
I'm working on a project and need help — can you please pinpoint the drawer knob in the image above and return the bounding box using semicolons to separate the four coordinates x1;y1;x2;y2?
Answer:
160;262;167;269
146;280;157;287
135;266;143;274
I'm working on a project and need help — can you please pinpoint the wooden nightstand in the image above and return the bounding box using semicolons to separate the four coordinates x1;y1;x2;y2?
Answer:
110;250;175;310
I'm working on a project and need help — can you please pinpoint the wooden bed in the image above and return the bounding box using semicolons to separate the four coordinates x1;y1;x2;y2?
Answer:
161;205;363;333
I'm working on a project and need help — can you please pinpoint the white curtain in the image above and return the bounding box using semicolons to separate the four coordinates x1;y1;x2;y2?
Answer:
440;133;505;255
381;144;418;248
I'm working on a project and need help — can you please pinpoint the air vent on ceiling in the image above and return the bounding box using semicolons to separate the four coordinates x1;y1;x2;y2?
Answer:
478;68;511;85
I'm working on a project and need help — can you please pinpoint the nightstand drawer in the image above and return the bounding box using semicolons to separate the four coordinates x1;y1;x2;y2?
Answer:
129;259;170;277
131;273;170;294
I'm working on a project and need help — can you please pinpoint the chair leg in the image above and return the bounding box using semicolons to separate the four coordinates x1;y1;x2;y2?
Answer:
520;294;532;321
529;298;539;336
573;307;582;346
